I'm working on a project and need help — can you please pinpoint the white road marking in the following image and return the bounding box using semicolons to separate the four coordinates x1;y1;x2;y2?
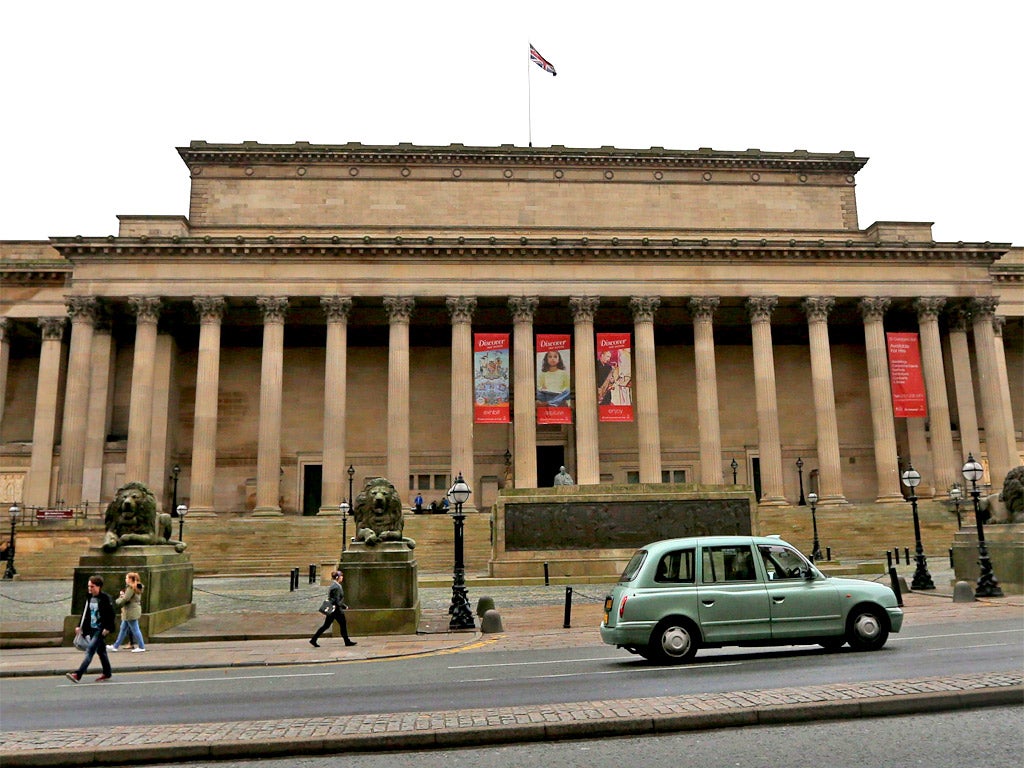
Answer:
461;662;742;683
59;671;334;687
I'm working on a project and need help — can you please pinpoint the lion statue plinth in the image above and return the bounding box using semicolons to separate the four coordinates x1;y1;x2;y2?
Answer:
352;477;415;548
102;481;187;553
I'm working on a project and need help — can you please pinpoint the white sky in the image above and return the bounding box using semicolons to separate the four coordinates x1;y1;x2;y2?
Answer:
2;1;1021;245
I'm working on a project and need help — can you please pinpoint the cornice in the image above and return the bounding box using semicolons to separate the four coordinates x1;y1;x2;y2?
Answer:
0;260;71;283
47;235;1009;264
178;141;868;174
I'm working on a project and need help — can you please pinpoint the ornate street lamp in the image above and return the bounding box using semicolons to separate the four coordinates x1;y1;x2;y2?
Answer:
806;492;822;561
171;464;181;515
340;501;350;552
962;454;1003;598
731;458;738;485
900;464;934;590
949;484;963;530
176;504;188;543
3;504;20;580
796;457;806;506
447;472;475;630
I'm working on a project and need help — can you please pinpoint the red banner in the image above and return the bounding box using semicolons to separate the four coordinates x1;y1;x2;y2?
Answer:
536;334;572;424
596;333;634;422
474;333;510;423
887;332;927;418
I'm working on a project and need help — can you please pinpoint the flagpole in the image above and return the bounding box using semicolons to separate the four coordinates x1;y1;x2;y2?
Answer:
527;46;533;147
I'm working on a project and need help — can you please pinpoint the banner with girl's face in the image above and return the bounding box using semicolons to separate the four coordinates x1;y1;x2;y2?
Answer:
474;333;510;423
596;333;634;422
536;334;572;424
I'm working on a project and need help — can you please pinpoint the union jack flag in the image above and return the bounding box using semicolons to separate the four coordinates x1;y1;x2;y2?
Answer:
529;43;557;76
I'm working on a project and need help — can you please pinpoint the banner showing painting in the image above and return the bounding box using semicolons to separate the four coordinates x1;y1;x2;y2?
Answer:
474;333;510;423
536;334;572;424
886;332;927;417
596;332;634;422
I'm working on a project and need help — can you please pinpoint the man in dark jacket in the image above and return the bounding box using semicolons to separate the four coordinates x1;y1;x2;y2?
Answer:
309;570;357;648
66;574;116;682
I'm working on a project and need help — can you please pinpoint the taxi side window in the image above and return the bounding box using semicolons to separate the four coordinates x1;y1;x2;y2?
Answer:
758;544;805;580
654;549;696;583
701;545;757;583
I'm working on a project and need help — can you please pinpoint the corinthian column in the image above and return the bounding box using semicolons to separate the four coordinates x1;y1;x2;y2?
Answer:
746;297;786;504
189;297;226;516
25;317;66;507
630;296;662;483
253;297;288;516
58;297;98;506
690;297;723;485
570;296;600;485
125;297;161;483
319;296;352;515
858;298;903;502
802;297;846;504
384;297;414;504
0;318;10;430
971;298;1014;485
914;297;957;492
448;297;477;507
992;316;1020;472
82;322;113;505
509;297;539;488
948;308;980;461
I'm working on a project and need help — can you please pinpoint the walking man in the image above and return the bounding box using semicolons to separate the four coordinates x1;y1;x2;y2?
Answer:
67;574;115;683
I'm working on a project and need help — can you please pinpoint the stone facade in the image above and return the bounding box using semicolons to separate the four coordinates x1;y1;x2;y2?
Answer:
1;142;1021;520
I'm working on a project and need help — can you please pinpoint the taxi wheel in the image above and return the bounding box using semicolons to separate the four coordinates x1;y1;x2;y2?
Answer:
846;605;889;651
648;617;699;664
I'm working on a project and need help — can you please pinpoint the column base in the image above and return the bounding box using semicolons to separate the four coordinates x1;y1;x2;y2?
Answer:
874;494;906;504
186;507;218;518
817;495;848;507
317;506;343;516
757;496;789;507
251;507;283;517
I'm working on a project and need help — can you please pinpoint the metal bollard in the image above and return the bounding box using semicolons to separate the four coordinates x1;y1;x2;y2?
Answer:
290;568;299;591
825;546;831;561
949;548;954;568
563;586;573;628
904;547;910;565
543;562;550;586
308;564;317;584
886;550;893;569
888;566;903;607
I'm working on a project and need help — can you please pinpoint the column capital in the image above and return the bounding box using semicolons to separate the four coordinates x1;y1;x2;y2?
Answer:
383;296;415;323
320;296;353;323
802;296;835;323
970;296;999;320
950;307;972;333
256;296;289;323
746;296;778;323
688;296;720;321
508;295;539;323
569;296;599;322
65;296;99;324
629;296;661;323
992;315;1006;336
446;296;477;324
128;296;162;325
913;296;946;320
0;316;9;342
857;296;891;322
38;316;66;340
194;296;227;323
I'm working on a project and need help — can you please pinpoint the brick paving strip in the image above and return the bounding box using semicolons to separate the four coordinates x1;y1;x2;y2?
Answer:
2;672;1020;767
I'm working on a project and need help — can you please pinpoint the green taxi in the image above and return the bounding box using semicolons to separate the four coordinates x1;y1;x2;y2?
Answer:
600;535;903;664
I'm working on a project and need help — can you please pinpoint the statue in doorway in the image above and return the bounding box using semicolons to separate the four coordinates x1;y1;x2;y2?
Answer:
352;477;416;548
553;466;574;486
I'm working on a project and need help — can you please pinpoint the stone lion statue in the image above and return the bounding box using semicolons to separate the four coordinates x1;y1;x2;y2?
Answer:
102;481;186;552
981;465;1024;524
352;477;415;548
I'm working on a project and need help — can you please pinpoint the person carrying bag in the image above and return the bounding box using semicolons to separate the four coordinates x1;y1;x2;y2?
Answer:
309;570;357;648
66;574;116;683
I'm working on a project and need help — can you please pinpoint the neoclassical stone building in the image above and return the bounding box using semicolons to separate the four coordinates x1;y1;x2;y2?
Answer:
1;142;1021;518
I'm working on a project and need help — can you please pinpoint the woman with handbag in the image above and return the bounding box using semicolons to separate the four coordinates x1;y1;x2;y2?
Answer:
109;572;146;653
66;574;115;683
310;570;357;648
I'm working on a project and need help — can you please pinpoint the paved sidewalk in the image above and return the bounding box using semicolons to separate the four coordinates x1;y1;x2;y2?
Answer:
1;575;1022;766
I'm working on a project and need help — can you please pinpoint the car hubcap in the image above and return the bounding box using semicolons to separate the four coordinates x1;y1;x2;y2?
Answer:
661;626;691;656
854;613;880;640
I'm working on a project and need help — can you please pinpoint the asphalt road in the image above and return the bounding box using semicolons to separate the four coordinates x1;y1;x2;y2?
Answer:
3;616;1021;732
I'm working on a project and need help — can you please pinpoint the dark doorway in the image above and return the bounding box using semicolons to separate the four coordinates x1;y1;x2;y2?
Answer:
536;445;565;487
751;457;762;502
302;465;322;516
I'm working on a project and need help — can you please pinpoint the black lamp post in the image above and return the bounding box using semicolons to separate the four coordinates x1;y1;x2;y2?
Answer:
447;472;475;630
796;457;806;506
962;454;1003;598
176;504;188;543
806;492;822;561
340;501;350;552
949;484;963;530
170;464;180;516
3;504;19;580
731;458;738;485
900;464;934;590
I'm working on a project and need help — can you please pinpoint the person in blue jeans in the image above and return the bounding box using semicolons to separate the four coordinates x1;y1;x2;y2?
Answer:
67;574;115;683
109;571;146;652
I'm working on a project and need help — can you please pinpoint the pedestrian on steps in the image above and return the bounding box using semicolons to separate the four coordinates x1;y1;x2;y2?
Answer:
310;570;357;648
